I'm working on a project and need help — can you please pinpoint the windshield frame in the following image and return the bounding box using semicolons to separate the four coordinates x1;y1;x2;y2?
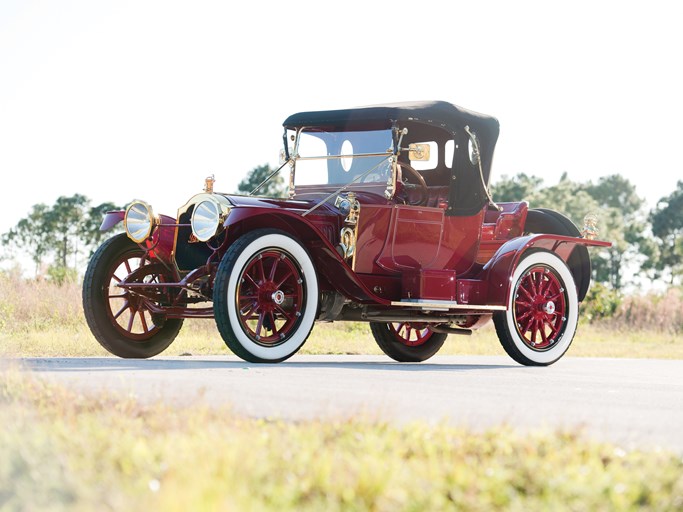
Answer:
286;126;399;198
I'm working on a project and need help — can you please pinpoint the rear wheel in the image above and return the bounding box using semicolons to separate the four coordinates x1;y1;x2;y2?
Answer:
493;250;578;366
213;229;318;363
82;233;183;358
371;322;447;362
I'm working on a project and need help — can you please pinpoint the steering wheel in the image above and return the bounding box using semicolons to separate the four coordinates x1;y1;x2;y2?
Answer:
397;162;428;206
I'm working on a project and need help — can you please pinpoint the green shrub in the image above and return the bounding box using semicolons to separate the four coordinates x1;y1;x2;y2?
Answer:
582;282;621;322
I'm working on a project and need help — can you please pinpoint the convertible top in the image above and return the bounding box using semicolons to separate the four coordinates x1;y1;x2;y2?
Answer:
284;101;501;216
283;100;499;140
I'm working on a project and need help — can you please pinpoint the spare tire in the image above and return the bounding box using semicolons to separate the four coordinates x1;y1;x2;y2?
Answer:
524;209;591;301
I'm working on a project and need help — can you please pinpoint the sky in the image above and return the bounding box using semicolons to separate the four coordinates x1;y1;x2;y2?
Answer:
1;0;682;241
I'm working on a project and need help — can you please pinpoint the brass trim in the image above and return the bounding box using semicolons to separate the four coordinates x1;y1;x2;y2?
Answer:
581;213;599;240
408;143;430;161
124;200;158;243
336;192;361;270
172;193;232;269
295;151;392;161
190;199;231;242
385;155;398;200
204;175;215;194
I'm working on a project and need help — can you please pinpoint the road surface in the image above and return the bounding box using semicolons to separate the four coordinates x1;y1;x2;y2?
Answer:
12;355;683;452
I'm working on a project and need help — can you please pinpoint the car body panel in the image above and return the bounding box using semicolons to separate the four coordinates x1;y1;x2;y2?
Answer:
95;100;611;325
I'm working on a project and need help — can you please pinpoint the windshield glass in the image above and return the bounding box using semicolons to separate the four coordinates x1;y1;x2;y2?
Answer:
292;128;393;186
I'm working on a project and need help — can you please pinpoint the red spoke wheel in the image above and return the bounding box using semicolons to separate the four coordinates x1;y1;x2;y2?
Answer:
236;250;304;345
371;322;447;362
494;250;578;366
83;234;183;358
213;229;318;363
105;252;162;341
390;322;432;346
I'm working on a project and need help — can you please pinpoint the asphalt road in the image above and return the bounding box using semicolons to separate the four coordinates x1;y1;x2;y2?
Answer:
13;355;683;453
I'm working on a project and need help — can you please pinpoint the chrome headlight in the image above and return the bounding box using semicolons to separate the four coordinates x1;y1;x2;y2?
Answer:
124;201;157;243
191;200;228;242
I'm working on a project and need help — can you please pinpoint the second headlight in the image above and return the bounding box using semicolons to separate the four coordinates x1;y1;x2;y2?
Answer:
191;200;228;242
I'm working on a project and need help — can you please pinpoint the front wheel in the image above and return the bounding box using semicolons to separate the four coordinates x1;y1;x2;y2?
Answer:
82;233;183;358
493;250;578;366
371;322;447;362
213;229;319;363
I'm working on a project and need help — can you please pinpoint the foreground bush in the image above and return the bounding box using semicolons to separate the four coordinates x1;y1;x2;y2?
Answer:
1;369;682;511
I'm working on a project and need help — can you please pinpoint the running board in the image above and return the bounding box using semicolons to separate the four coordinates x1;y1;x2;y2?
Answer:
390;300;506;311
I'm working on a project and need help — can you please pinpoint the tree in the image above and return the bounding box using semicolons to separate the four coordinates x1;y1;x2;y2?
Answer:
492;172;647;291
583;175;644;215
578;175;648;292
45;194;89;269
81;201;121;249
491;173;544;203
648;181;683;284
1;203;53;275
237;164;287;198
1;195;123;278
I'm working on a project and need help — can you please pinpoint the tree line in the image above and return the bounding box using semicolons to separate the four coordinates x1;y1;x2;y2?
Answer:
491;173;683;289
2;166;681;291
0;166;282;282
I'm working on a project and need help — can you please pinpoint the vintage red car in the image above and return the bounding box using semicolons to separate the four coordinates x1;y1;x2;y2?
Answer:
83;101;610;365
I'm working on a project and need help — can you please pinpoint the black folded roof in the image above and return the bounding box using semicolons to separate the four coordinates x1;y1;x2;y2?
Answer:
283;100;499;142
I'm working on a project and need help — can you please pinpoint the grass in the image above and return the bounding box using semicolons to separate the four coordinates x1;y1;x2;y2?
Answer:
0;272;681;359
2;368;682;511
2;320;683;360
2;276;682;510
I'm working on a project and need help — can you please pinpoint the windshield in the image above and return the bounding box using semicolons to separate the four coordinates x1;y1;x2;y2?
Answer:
291;128;393;187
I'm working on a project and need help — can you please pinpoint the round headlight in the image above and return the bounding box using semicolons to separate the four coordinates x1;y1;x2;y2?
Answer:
191;200;222;242
124;201;156;243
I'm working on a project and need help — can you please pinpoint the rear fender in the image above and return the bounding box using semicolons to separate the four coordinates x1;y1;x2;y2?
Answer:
225;208;388;304
483;234;611;306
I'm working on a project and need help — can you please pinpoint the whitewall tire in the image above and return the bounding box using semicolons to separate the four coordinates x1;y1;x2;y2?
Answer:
493;250;578;366
213;229;318;363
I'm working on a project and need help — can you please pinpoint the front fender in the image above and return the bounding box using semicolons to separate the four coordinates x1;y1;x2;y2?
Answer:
100;210;125;231
482;234;611;306
100;209;177;266
224;208;389;304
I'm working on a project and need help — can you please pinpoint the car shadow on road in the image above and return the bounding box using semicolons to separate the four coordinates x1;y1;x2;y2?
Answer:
17;357;520;373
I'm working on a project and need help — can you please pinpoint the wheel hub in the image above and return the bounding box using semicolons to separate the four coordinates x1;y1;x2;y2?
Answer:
513;265;568;350
542;301;556;314
236;249;305;346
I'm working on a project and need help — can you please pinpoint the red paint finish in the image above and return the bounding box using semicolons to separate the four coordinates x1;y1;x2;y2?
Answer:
402;269;457;301
100;210;125;231
456;279;488;305
360;204;485;275
148;214;177;265
385;206;445;269
482;234;612;306
353;204;393;274
226;207;389;304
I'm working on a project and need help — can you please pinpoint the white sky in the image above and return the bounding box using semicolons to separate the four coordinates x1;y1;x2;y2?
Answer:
1;0;682;238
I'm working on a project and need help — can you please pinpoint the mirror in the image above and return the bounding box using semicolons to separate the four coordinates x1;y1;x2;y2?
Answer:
408;143;431;161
